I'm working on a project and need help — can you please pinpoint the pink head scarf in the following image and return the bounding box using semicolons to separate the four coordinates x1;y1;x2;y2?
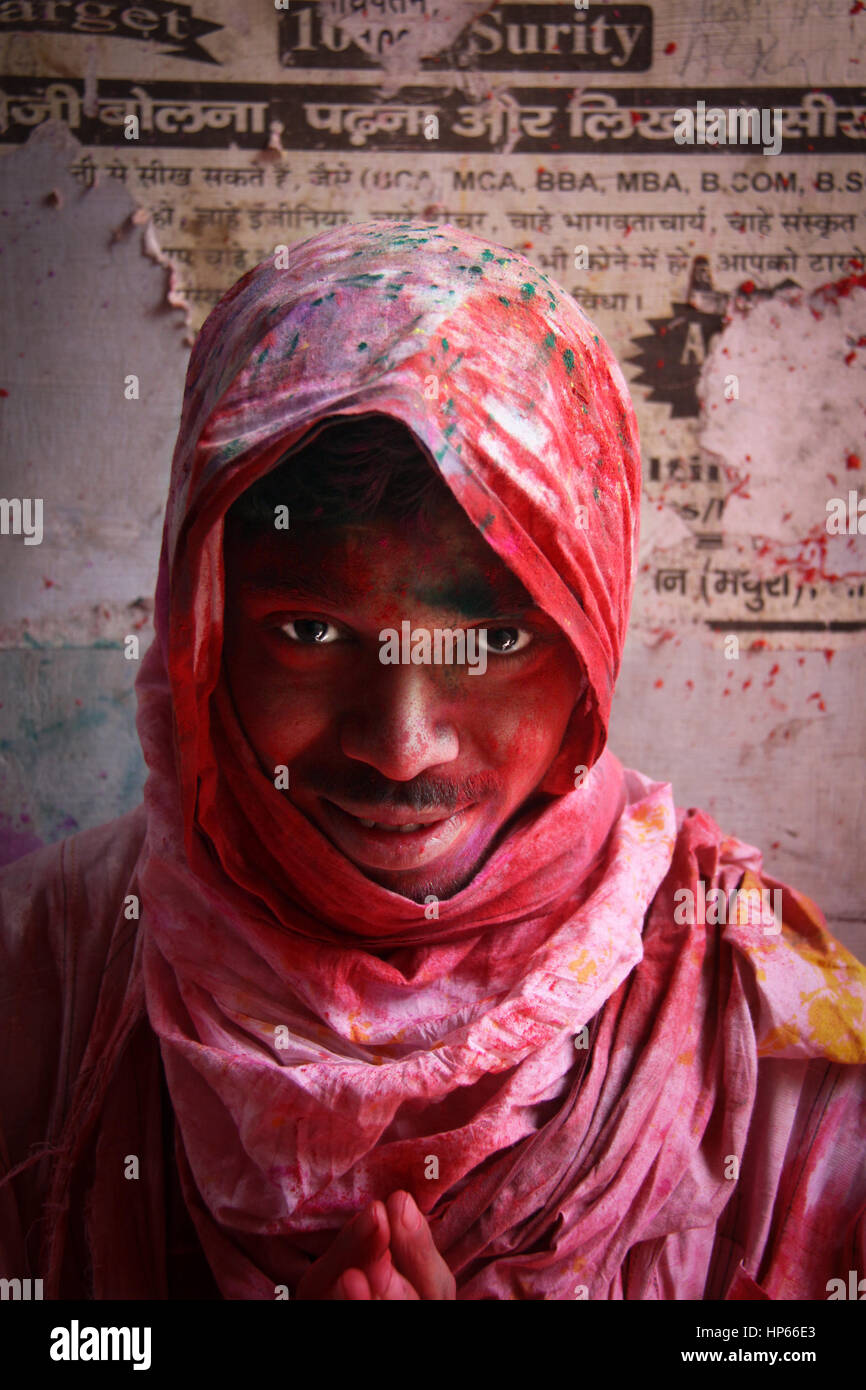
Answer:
132;220;699;1296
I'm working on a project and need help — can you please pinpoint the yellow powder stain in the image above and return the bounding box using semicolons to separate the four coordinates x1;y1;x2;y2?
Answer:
568;950;598;983
735;869;776;939
631;802;668;836
347;1009;373;1043
677;1047;695;1066
757;1021;802;1057
797;938;866;992
741;878;866;1058
802;986;866;1063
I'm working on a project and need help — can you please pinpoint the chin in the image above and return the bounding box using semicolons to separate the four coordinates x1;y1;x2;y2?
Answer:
366;861;482;905
364;815;517;903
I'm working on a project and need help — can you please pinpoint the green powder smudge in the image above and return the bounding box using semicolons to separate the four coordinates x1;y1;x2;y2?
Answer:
337;272;386;287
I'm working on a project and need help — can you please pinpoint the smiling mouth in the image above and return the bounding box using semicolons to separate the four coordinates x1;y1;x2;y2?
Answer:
356;818;434;832
324;799;462;836
326;799;459;831
317;796;477;870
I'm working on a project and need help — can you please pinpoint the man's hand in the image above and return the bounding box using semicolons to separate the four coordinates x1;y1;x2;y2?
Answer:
294;1191;456;1300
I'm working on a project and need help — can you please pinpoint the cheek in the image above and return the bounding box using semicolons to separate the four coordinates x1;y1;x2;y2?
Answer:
472;668;574;769
222;628;337;761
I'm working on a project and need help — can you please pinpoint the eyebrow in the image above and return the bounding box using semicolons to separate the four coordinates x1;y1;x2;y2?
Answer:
238;571;538;619
239;575;353;610
415;576;536;619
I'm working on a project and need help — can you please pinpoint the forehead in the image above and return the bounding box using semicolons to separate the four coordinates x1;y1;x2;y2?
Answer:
224;486;534;615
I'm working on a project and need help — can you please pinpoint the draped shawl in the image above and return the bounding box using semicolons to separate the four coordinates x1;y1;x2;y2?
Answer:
3;221;864;1300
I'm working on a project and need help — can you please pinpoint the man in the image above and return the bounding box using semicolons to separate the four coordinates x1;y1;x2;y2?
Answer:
1;221;864;1300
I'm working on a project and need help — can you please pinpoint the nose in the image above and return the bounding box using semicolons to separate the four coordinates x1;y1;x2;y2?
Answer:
339;662;460;781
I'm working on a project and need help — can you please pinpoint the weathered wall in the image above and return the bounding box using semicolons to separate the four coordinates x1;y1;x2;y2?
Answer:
1;1;864;956
0;126;188;859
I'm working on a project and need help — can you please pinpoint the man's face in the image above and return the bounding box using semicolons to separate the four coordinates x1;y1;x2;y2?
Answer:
222;481;585;903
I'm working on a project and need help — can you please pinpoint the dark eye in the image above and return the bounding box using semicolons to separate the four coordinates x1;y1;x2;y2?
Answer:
281;619;340;645
478;627;532;655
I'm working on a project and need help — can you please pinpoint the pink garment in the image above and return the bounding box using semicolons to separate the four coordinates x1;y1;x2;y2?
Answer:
1;221;865;1299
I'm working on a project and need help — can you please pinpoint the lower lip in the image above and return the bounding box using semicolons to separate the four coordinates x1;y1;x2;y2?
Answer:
318;798;474;871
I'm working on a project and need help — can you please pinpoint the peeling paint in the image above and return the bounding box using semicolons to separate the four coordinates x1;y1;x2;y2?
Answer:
699;276;866;586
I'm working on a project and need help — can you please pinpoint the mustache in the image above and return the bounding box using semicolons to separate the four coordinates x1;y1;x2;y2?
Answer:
306;767;499;813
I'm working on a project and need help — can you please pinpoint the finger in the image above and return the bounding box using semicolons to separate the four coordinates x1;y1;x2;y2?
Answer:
386;1191;456;1300
335;1267;373;1301
296;1200;390;1299
365;1248;421;1301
